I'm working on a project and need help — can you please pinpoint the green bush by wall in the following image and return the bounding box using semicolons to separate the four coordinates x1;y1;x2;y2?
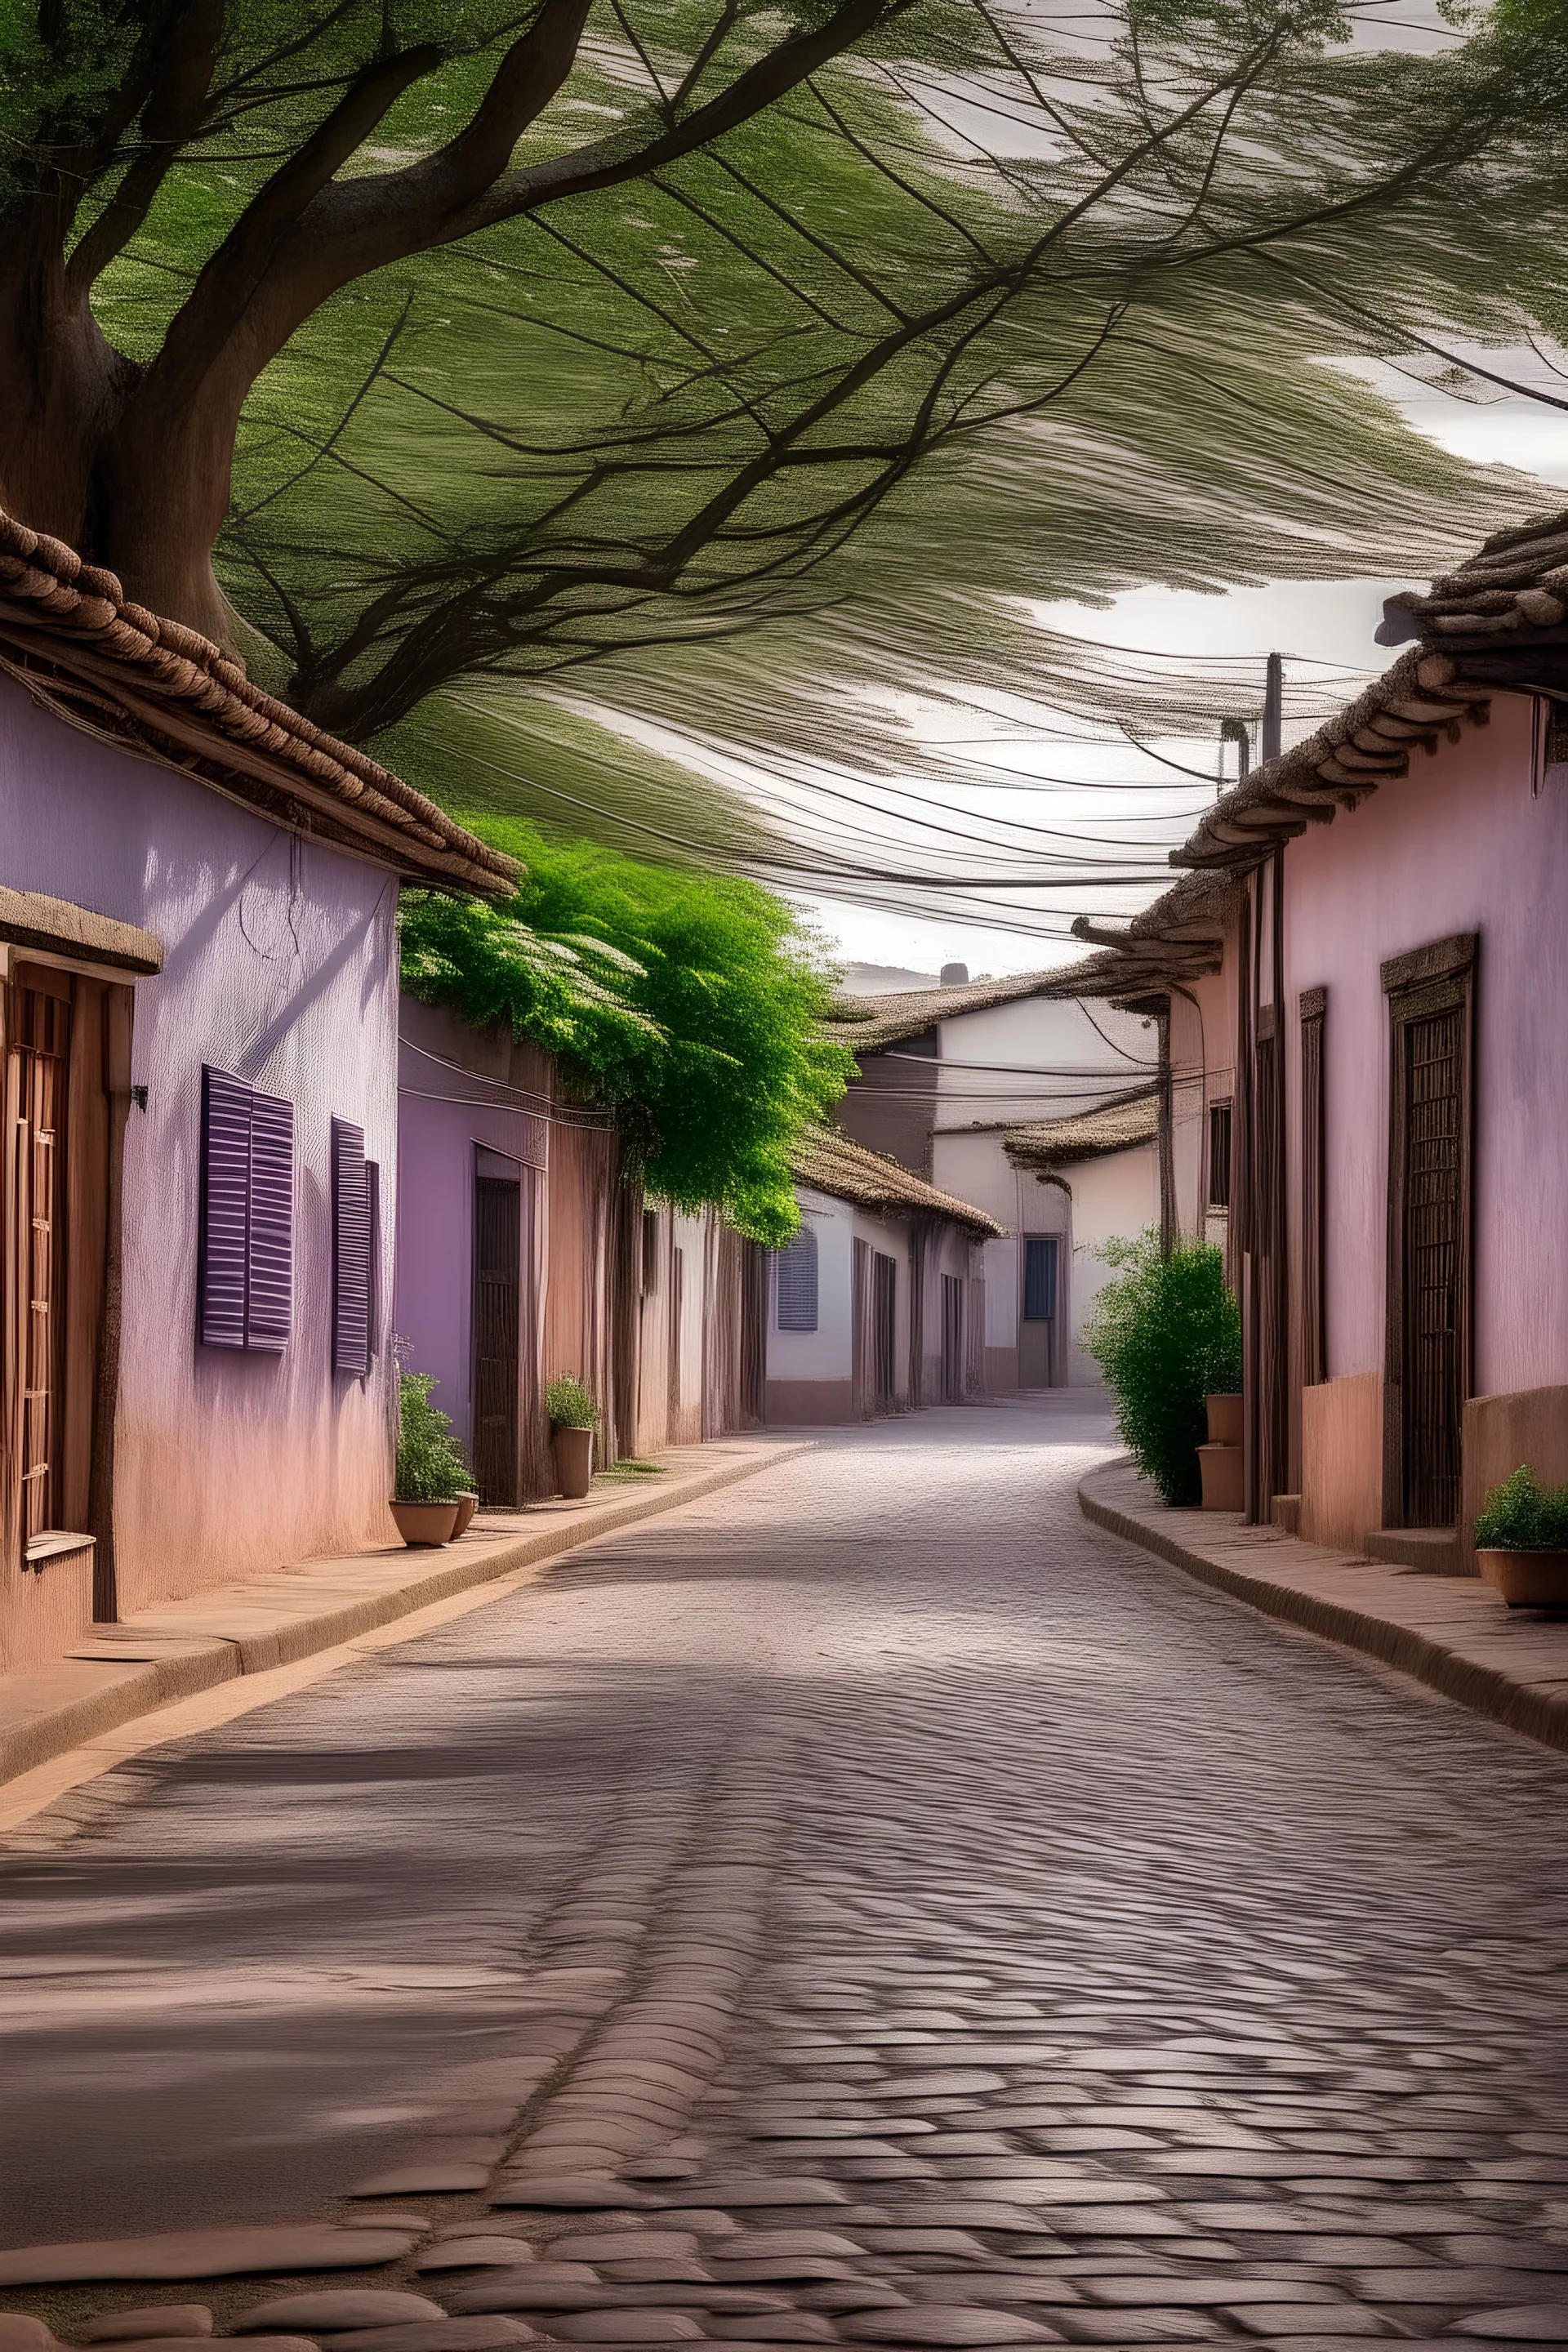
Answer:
1083;1231;1242;1507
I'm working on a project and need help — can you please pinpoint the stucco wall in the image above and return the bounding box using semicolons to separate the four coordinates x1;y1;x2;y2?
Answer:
935;994;1156;1130
394;996;550;1457
1283;693;1568;1401
0;675;399;1621
1059;1143;1160;1384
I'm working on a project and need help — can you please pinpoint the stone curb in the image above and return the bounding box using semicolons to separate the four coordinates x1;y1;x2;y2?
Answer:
0;1440;813;1790
1078;1459;1568;1756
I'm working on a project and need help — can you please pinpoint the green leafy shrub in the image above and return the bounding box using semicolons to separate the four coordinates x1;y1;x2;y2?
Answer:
395;1372;471;1501
1082;1231;1243;1507
546;1374;599;1429
399;819;852;1245
1473;1465;1568;1551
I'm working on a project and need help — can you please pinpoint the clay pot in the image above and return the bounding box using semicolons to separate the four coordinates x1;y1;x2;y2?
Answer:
390;1499;461;1548
553;1425;595;1499
1198;1441;1244;1512
451;1491;479;1539
1477;1548;1568;1608
1205;1392;1244;1448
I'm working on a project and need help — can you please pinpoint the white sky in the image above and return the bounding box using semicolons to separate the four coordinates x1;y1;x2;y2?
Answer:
799;364;1568;982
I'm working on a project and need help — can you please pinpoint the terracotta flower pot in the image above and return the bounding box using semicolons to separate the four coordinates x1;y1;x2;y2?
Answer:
1205;1392;1244;1448
390;1499;461;1548
452;1491;479;1539
1198;1441;1244;1512
1477;1548;1568;1608
553;1425;595;1499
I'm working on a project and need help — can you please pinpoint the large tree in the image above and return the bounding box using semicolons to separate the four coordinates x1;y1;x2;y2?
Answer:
3;0;1565;839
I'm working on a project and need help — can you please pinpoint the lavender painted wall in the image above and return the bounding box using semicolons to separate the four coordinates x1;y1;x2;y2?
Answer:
394;996;549;1454
1283;692;1568;1401
0;674;400;1615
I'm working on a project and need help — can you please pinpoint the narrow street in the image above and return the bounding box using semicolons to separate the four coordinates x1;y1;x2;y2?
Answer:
4;1395;1567;2349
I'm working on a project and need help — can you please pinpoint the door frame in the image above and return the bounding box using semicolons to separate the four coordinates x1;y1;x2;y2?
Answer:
1381;933;1476;1529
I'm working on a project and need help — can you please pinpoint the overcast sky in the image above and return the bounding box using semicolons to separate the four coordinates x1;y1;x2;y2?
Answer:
796;359;1568;984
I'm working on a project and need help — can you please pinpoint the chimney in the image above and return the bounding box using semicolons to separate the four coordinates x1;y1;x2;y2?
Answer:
940;961;969;987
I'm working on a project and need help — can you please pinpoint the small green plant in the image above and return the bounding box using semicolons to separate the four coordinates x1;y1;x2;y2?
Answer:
1082;1230;1243;1507
395;1372;470;1502
1473;1465;1568;1552
546;1374;599;1430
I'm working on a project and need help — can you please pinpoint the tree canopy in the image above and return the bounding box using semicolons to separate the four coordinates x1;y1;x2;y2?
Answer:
399;816;852;1240
3;1;1567;869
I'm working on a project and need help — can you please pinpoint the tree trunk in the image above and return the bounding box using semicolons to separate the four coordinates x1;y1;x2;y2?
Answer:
0;215;238;644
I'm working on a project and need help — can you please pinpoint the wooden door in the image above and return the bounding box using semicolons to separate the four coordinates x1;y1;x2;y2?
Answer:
1401;1003;1465;1525
472;1173;521;1505
873;1250;897;1410
8;986;69;1548
941;1273;964;1402
1382;935;1474;1532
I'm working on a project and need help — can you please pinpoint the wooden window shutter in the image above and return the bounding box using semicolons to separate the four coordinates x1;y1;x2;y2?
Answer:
775;1227;818;1330
199;1067;293;1353
1300;989;1326;1387
332;1116;372;1377
245;1089;294;1352
199;1067;252;1350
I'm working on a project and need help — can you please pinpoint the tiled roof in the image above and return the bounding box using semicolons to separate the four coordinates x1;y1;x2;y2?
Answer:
823;952;1118;1053
0;511;518;895
1004;1091;1159;1172
792;1125;1001;1236
1070;511;1568;996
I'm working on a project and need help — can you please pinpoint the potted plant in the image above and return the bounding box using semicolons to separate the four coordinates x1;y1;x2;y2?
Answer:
392;1372;471;1545
546;1374;599;1499
1473;1465;1568;1607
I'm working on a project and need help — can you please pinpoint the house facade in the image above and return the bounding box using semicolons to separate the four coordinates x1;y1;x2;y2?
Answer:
826;971;1158;1392
394;993;764;1504
765;1127;1000;1423
0;513;513;1674
1076;510;1568;1569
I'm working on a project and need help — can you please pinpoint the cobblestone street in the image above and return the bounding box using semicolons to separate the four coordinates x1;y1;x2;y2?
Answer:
4;1395;1568;2352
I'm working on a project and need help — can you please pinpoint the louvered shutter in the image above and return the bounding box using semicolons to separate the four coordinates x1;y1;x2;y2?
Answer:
332;1117;371;1377
774;1227;818;1331
244;1087;294;1352
365;1158;381;1361
199;1067;252;1349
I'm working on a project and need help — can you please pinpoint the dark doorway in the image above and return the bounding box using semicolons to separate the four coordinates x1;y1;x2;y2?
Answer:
1383;936;1474;1531
1018;1234;1058;1388
941;1274;964;1402
873;1250;897;1410
472;1169;521;1504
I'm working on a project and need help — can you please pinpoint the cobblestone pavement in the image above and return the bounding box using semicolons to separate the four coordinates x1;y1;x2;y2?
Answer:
4;1394;1568;2352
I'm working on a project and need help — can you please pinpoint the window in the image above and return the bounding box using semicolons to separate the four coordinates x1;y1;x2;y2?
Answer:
774;1226;818;1331
1022;1235;1058;1321
1208;1100;1233;1209
332;1116;378;1377
198;1066;294;1352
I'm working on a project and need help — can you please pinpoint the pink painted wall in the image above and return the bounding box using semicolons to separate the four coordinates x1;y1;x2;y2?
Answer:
1281;692;1568;1401
0;675;400;1619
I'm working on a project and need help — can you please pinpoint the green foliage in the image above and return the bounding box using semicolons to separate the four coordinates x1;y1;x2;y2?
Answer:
1082;1231;1243;1508
395;1371;471;1501
546;1374;599;1429
399;817;852;1244
1473;1464;1568;1551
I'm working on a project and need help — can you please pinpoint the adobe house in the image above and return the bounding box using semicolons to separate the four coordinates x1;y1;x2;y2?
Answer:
765;1127;1000;1423
0;511;514;1674
1080;510;1568;1570
394;992;766;1504
822;964;1157;1392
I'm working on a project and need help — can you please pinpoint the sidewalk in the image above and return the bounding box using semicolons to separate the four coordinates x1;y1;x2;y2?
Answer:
1080;1455;1568;1753
0;1437;811;1790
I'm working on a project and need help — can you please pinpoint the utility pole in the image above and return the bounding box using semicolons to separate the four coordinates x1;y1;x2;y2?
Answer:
1261;650;1284;765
